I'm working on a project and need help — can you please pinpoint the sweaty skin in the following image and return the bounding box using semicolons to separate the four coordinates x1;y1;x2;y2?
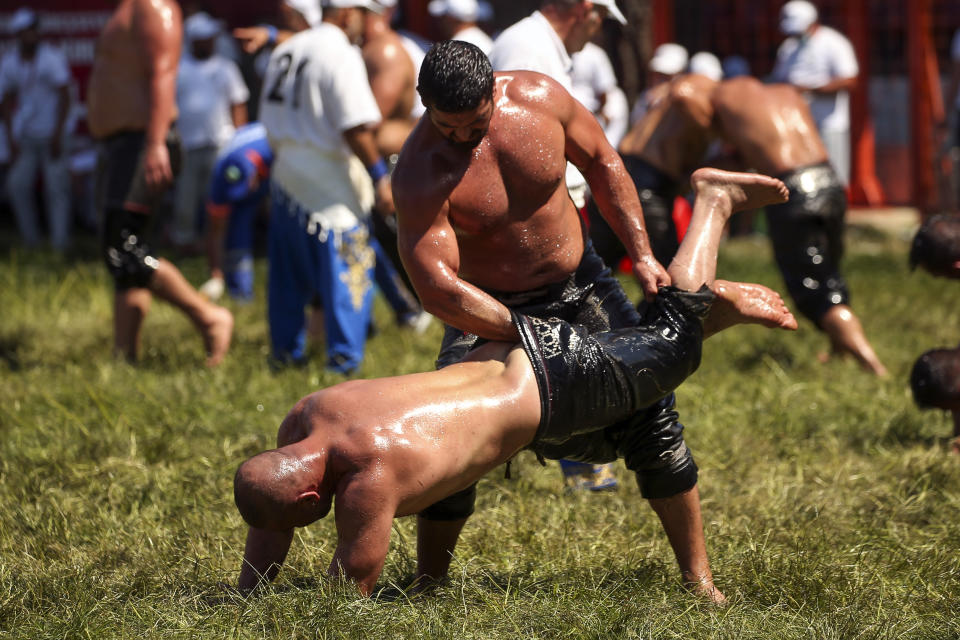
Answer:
393;71;669;343
236;168;795;601
618;74;718;180
87;0;180;191
361;11;417;157
710;77;828;175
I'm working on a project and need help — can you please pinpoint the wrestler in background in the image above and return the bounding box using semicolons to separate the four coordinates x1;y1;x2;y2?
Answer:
711;76;886;376
87;0;233;366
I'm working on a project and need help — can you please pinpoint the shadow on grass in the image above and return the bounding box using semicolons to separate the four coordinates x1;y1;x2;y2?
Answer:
0;328;29;371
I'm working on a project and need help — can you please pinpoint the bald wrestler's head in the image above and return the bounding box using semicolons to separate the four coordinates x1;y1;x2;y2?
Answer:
910;215;960;279
910;348;960;412
234;448;332;530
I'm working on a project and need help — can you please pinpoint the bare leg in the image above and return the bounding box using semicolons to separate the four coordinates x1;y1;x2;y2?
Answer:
702;280;798;337
414;516;468;591
648;486;726;604
149;259;234;366
818;305;887;377
114;287;152;362
669;169;788;291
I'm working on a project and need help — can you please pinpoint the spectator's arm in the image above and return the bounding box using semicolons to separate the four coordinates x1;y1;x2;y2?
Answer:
342;124;393;216
809;75;857;96
50;84;70;159
231;102;248;129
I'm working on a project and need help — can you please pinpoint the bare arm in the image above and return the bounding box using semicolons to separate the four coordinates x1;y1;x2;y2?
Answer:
238;526;295;592
134;0;181;191
558;81;669;300
342;123;394;216
365;43;412;121
328;483;396;596
231;102;248;129
394;176;519;341
809;75;856;95
233;26;294;54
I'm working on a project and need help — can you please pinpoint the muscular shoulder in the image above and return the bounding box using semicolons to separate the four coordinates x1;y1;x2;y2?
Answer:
497;70;570;115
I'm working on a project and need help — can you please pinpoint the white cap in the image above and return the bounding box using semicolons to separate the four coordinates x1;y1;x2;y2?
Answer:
428;0;489;22
323;0;380;10
284;0;322;27
590;0;626;25
780;1;818;36
649;43;688;75
9;8;38;33
689;51;722;81
184;12;221;41
363;0;396;13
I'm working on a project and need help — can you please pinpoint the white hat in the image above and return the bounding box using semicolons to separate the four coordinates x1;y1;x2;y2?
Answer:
590;0;626;25
428;0;485;22
284;0;322;27
649;43;688;75
184;12;221;41
362;0;396;14
9;8;38;34
322;0;380;10
689;51;722;81
780;1;818;36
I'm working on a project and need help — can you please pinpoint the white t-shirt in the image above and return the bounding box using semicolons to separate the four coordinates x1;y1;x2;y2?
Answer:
771;25;859;132
571;43;626;147
176;54;249;150
489;11;585;199
453;25;494;56
259;24;382;225
0;43;71;141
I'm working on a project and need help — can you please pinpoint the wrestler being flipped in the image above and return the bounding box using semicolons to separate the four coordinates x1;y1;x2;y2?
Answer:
233;163;796;599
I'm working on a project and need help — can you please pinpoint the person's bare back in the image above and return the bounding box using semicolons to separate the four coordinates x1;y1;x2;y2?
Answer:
87;0;180;139
395;71;586;292
711;76;828;176
618;74;717;180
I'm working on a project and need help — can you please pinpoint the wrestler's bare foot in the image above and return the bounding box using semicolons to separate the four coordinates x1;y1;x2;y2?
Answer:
201;305;234;367
690;168;789;220
704;280;798;337
685;576;728;606
819;306;887;376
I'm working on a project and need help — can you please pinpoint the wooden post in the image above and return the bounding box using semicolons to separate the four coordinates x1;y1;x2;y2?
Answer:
908;0;936;212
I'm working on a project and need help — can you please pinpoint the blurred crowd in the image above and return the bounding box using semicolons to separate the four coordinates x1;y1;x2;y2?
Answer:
0;0;957;441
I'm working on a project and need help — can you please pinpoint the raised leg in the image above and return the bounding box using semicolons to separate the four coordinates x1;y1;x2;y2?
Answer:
702;280;799;337
668;169;788;291
114;287;152;362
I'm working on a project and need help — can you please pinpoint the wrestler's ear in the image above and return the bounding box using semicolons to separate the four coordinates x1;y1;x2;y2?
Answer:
297;490;322;504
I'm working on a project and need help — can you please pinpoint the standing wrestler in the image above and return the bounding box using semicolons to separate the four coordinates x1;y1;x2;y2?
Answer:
590;72;718;268
234;166;794;598
87;0;233;366
390;41;728;600
711;76;886;376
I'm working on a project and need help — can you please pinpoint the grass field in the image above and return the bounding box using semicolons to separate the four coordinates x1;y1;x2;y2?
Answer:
1;225;959;639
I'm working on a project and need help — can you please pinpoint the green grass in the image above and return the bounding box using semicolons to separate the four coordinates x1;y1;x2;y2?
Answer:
1;229;959;639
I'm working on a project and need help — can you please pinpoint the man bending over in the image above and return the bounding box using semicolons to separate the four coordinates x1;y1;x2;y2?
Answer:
233;167;795;600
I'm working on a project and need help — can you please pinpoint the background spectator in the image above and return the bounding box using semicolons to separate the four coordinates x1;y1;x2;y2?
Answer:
770;0;858;186
172;11;249;250
428;0;495;54
1;8;72;251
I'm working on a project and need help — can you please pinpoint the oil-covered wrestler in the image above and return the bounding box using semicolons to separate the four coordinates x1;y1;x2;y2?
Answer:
711;76;886;376
87;0;233;366
392;40;738;597
589;73;718;267
234;166;796;601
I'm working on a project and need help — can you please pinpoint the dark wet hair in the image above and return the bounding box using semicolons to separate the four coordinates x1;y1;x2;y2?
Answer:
909;214;960;274
910;348;960;409
417;40;494;113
